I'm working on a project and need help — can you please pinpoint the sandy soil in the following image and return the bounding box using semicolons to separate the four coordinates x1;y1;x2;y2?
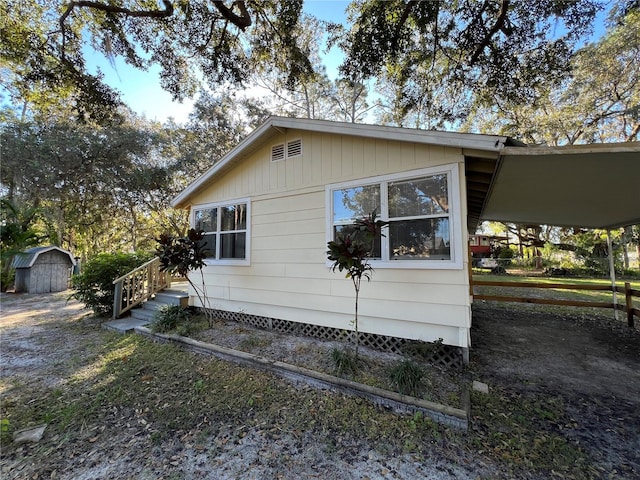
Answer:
471;302;640;477
1;292;639;479
0;292;494;480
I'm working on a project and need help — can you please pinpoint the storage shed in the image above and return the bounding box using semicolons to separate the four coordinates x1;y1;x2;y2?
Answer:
12;246;76;293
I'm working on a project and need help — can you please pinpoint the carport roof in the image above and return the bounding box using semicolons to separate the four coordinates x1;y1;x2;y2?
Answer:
476;142;640;230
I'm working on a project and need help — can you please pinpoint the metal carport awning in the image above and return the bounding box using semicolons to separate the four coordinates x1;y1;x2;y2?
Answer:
479;142;640;230
473;141;639;320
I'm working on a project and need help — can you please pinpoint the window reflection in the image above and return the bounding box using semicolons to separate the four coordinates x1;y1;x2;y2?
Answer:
221;204;246;231
388;175;448;217
389;218;450;260
333;184;380;223
195;208;216;233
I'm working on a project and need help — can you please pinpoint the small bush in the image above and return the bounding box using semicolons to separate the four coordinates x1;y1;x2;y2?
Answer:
389;359;423;397
330;347;359;377
71;252;154;316
151;305;192;334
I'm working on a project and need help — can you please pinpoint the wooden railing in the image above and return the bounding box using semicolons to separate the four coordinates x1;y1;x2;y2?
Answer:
112;257;171;319
472;279;640;327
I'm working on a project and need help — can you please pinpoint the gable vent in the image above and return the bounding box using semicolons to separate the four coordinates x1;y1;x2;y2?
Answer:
271;143;285;162
287;139;302;158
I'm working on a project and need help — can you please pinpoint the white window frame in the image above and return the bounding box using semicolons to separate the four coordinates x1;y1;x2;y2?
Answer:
325;164;463;270
192;198;251;266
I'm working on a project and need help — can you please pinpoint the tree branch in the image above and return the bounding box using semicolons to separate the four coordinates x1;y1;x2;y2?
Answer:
468;0;510;66
59;0;174;59
391;0;418;54
60;0;174;25
212;1;252;30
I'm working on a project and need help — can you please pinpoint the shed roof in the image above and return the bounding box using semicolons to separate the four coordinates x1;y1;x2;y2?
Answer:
12;246;76;269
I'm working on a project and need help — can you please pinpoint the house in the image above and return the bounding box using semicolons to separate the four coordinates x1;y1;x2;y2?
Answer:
172;116;640;362
13;246;76;293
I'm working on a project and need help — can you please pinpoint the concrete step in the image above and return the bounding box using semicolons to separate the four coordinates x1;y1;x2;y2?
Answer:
103;317;150;333
130;307;156;322
154;290;189;307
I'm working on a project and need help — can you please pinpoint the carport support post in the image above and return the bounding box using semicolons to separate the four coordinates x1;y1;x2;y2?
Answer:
607;230;619;321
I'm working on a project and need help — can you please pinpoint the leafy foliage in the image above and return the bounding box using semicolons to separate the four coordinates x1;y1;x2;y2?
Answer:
337;0;604;126
1;0;313;115
388;359;423;397
0;199;41;291
327;210;387;358
0;119;180;257
156;229;206;279
327;210;387;280
71;252;154;316
466;7;640;143
150;305;193;334
156;229;215;325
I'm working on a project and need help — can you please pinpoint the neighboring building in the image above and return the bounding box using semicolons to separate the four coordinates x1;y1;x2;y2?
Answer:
172;116;640;361
469;234;492;258
13;246;76;293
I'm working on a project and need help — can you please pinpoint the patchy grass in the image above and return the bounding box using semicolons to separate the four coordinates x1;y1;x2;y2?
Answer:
470;387;596;479
4;292;636;479
2;332;466;473
2;328;601;479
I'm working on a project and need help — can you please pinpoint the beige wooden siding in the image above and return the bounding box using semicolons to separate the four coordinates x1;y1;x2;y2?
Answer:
189;130;464;204
188;130;472;348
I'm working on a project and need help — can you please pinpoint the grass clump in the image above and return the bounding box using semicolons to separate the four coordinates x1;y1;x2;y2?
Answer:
150;305;193;334
388;358;423;396
238;335;273;351
330;347;359;377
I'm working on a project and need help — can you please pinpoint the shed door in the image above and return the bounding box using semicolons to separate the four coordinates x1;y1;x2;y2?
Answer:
30;263;70;293
31;264;51;293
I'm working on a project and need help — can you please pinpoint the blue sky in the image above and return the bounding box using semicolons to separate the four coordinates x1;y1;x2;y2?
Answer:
85;1;350;124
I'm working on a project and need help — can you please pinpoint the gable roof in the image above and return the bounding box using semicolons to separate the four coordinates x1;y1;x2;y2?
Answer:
171;116;516;209
173;116;640;231
12;246;76;269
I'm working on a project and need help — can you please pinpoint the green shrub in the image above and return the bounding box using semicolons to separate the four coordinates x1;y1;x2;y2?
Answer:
71;252;154;316
389;359;423;397
151;305;192;334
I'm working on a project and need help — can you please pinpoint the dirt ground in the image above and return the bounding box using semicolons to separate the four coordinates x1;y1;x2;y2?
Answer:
1;292;639;479
470;302;640;477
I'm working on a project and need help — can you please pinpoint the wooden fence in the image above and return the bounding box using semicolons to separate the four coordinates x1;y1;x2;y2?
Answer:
471;279;640;327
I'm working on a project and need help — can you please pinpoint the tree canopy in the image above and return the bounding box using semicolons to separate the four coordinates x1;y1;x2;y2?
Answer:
1;0;621;124
1;0;313;119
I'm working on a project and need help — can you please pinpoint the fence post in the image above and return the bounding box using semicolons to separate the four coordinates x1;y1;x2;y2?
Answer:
626;282;634;328
606;230;619;321
113;280;123;320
